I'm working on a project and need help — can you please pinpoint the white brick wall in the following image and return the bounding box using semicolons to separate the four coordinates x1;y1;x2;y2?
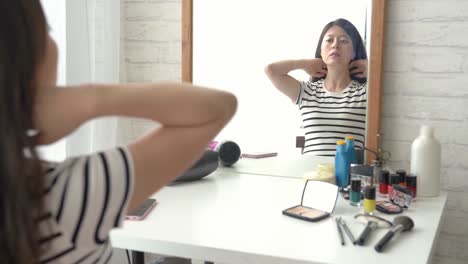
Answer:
384;1;468;263
119;0;182;146
110;1;182;263
117;0;468;263
123;0;181;85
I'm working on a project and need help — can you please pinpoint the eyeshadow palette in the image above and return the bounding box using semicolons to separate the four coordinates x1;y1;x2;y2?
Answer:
283;205;330;221
282;180;339;222
376;200;403;214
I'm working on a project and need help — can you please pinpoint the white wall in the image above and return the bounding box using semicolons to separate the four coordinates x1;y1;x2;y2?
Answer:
118;0;468;263
382;1;468;263
39;0;95;160
41;0;126;160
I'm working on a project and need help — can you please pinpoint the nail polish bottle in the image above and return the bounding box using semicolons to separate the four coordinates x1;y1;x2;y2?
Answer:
350;177;362;206
379;170;389;196
388;174;400;199
396;169;407;187
406;173;417;199
363;186;376;214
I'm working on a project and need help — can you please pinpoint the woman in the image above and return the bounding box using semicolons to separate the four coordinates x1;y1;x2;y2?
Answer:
0;1;237;263
265;18;367;156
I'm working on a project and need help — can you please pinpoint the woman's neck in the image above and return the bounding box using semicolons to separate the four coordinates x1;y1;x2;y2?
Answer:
324;65;352;92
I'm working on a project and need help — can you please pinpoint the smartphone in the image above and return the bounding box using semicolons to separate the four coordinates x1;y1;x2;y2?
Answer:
241;152;278;158
125;198;158;221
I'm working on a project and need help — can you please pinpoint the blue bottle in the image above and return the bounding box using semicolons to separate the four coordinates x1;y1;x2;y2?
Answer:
345;136;358;165
335;141;350;188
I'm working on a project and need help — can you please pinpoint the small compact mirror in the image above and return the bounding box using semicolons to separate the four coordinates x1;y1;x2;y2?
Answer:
282;180;339;222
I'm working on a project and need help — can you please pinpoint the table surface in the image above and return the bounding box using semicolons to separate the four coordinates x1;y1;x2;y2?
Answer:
110;163;447;264
217;154;334;179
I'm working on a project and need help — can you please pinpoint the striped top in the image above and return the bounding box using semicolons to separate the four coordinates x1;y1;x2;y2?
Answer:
38;147;134;264
296;79;367;156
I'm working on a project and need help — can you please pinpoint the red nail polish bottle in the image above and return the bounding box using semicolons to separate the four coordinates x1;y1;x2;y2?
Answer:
379;170;389;195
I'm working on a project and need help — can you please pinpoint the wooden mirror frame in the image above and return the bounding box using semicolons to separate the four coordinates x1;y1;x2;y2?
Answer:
182;0;386;163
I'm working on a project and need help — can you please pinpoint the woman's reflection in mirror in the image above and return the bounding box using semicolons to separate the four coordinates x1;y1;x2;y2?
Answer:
265;18;367;157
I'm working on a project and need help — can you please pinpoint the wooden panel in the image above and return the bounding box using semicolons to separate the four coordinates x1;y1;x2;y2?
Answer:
182;0;192;82
365;0;386;163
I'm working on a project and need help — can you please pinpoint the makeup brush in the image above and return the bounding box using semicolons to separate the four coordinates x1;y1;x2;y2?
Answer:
374;216;414;252
354;214;392;245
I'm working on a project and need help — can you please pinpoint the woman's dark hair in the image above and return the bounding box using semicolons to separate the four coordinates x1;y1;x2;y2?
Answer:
311;18;367;83
0;0;48;263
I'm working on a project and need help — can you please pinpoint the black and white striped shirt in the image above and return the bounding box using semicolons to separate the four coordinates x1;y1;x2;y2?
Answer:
38;147;134;264
296;79;367;156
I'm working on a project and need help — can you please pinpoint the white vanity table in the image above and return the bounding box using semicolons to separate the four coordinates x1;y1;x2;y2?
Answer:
110;155;447;264
217;154;334;179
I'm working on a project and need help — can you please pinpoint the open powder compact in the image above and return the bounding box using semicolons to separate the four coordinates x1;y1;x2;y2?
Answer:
282;180;339;222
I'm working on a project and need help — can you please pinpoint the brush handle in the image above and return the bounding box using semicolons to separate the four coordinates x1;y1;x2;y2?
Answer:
357;222;375;245
375;224;404;252
374;231;395;252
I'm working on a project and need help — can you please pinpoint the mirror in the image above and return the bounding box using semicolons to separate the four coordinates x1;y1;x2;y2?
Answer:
182;0;386;162
302;180;339;213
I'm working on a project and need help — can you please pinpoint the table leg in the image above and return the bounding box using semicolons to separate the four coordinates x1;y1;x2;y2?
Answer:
132;251;145;264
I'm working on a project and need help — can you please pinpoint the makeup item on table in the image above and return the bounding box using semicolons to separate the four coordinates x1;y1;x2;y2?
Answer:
339;217;357;245
379;170;390;196
375;216;415;252
372;159;383;186
350;164;373;187
406;173;417;199
376;200;403;214
345;136;358;165
396;169;407;187
388;174;400;198
354;214;392;245
282;180;339;222
335;217;345;246
335;141;350;188
410;125;441;197
350;177;362;206
303;163;335;184
390;185;412;208
363;186;376;214
340;187;350;200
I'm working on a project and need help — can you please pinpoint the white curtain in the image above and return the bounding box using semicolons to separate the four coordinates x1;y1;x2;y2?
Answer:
38;0;67;161
39;0;124;160
65;0;124;157
86;0;123;152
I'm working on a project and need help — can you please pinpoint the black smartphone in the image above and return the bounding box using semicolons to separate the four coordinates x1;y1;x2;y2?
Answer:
125;198;158;221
